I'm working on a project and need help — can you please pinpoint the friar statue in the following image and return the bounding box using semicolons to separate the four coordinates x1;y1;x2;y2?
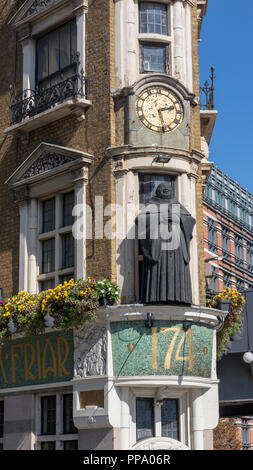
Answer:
137;182;196;305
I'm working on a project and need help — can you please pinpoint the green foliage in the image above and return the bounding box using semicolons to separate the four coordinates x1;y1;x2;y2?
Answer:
209;287;245;360
0;278;121;344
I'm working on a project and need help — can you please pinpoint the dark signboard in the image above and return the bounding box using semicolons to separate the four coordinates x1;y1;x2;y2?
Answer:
0;330;74;389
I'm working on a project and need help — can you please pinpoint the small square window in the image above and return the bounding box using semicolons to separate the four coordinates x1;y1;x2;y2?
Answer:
140;42;169;74
40;279;55;292
41;396;56;436
41;441;56;450
63;440;78;450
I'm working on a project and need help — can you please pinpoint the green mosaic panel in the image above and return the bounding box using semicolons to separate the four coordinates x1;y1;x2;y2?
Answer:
0;330;74;389
111;321;213;378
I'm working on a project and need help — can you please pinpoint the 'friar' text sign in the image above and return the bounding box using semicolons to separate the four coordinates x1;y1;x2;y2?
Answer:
0;330;73;389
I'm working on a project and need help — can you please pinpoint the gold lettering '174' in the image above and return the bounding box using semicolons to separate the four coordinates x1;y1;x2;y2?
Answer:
151;327;196;371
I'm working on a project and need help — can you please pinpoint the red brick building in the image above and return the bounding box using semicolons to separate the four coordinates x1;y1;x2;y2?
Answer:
203;166;253;296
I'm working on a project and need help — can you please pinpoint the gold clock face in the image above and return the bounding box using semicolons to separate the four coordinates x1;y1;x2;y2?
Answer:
136;86;184;133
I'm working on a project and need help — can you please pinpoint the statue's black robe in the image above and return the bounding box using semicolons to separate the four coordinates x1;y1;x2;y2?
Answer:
137;197;196;305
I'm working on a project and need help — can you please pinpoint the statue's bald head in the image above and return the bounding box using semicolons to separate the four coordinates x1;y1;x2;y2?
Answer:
156;182;174;200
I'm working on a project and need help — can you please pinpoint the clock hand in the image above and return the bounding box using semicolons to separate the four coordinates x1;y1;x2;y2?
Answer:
159;106;175;113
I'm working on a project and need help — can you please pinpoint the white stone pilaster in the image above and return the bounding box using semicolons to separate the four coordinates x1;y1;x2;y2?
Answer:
75;6;88;74
75;181;87;280
19;202;29;292
28;198;38;294
192;389;204;450
125;0;138;86
173;1;186;84
185;2;193;91
120;388;130;450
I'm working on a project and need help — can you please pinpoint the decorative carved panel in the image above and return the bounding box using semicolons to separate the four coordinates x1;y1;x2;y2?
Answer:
74;321;107;377
21;152;74;180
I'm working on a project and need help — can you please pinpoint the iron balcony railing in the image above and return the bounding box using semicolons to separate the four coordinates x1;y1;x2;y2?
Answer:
9;66;89;126
200;66;215;110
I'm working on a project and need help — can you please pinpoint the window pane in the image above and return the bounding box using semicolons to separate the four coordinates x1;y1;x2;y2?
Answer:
41;441;56;450
49;30;60;76
62;233;75;269
63;192;75;227
139;174;175;206
43;198;55;233
161;399;179;440
140;3;168;35
60;23;71;70
40;279;55;292
0;443;3;450
60;274;74;284
63;440;78;450
42;239;55;274
71;21;77;63
41;396;56;435
136;398;154;441
142;44;165;73
0;401;4;438
37;37;49;82
63;395;77;434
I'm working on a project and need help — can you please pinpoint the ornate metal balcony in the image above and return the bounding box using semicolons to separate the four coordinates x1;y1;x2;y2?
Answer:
9;69;89;127
200;66;215;110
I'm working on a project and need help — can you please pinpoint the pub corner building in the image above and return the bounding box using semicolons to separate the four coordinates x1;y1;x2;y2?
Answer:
0;0;222;451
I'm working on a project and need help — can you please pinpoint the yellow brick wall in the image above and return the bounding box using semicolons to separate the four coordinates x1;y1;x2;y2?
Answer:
191;0;206;306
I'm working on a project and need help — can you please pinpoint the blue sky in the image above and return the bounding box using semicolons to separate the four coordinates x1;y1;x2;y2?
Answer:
199;0;253;194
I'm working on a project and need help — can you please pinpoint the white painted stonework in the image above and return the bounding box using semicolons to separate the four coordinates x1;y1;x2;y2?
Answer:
74;320;107;378
115;0;193;91
132;437;189;450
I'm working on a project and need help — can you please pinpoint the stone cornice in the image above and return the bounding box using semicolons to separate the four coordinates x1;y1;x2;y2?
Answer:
9;0;88;29
111;74;198;107
5;142;93;190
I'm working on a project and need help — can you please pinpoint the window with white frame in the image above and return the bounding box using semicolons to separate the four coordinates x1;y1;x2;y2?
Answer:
0;400;4;450
139;2;171;74
36;392;78;450
38;191;75;291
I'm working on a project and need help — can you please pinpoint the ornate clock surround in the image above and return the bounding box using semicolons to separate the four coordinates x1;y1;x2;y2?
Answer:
124;74;196;150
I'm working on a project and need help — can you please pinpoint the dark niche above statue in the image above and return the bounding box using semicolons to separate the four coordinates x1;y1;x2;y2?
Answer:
136;182;196;305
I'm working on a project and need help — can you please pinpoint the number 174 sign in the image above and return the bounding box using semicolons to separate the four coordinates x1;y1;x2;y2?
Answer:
111;321;214;378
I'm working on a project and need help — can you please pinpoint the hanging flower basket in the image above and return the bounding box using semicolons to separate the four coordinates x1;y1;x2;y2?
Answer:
0;278;121;345
209;287;246;360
